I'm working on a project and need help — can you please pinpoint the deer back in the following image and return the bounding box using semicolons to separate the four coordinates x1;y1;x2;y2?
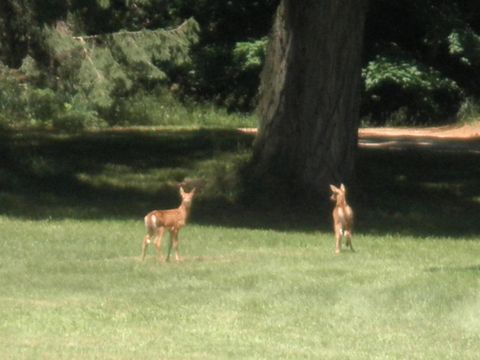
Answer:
145;207;187;230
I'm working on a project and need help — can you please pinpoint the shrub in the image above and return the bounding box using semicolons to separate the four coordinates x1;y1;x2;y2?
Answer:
183;38;267;112
106;88;256;128
457;97;480;123
52;95;106;131
233;38;267;72
448;29;480;67
0;63;27;126
362;55;463;125
24;87;61;125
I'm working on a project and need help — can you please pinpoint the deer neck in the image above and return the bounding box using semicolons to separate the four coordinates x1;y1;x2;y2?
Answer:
336;196;347;209
179;201;192;218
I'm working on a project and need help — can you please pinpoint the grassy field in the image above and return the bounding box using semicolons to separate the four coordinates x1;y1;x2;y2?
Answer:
1;129;480;359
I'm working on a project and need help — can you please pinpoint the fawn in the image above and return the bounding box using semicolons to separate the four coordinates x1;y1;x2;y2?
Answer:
330;184;354;254
142;186;196;262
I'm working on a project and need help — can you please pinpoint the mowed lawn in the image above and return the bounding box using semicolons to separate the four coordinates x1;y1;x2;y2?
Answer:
1;218;479;359
1;129;480;359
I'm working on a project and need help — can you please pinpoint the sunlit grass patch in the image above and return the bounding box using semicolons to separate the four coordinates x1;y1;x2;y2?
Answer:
1;218;479;359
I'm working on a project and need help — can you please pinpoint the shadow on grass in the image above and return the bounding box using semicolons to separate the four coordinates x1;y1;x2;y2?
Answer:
426;265;480;273
1;128;480;238
354;147;480;237
0;128;253;220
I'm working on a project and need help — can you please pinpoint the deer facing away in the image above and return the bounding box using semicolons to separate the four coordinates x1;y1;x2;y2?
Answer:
142;186;196;262
330;184;354;254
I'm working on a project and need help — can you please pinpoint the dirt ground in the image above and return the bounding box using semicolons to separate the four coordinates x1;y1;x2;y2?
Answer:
359;123;480;140
241;123;480;139
240;123;480;152
358;123;480;152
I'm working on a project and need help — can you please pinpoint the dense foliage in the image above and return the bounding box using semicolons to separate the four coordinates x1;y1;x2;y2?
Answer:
362;0;480;124
0;0;480;128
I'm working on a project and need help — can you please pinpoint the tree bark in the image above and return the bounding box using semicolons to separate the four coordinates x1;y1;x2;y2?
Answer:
253;0;368;197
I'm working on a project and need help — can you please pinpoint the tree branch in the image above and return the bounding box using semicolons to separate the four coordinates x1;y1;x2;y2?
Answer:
72;18;195;42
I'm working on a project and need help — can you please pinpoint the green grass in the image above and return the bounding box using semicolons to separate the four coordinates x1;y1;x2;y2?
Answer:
113;91;258;129
1;129;480;358
1;218;479;359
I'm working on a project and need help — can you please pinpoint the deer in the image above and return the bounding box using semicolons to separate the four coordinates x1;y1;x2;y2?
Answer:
141;186;196;262
329;184;354;254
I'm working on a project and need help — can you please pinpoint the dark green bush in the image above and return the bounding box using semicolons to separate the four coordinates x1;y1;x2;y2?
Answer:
25;88;61;124
0;63;27;126
361;56;463;125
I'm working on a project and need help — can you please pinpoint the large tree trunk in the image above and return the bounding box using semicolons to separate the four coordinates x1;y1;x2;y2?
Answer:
253;0;368;197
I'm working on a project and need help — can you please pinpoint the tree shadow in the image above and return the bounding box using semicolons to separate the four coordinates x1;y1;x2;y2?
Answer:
1;128;480;238
0;128;254;220
426;265;480;273
354;145;480;238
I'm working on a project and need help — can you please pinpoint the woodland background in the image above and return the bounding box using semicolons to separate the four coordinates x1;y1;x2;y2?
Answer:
1;4;480;358
1;0;480;130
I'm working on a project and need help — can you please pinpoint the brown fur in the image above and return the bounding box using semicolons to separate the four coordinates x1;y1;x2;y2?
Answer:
330;184;354;254
141;186;196;262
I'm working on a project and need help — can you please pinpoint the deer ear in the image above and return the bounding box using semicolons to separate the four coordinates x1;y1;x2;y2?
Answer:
340;184;346;192
190;187;196;195
329;184;338;193
179;186;185;195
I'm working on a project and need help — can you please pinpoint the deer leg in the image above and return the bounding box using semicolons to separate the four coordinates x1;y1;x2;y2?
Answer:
335;224;342;254
166;229;174;262
172;229;180;262
344;229;350;248
154;227;165;262
141;234;150;261
345;230;354;252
